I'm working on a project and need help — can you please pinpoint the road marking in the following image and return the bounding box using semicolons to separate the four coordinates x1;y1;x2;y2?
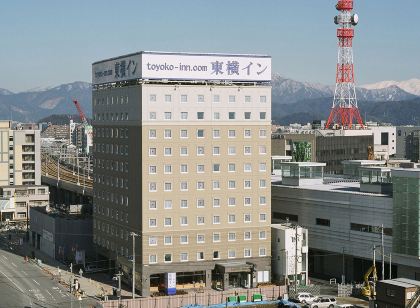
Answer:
32;279;40;286
0;269;24;293
46;289;55;300
11;262;16;268
1;255;7;260
22;270;27;275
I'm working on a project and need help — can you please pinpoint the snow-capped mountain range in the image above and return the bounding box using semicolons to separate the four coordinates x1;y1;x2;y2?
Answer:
0;77;418;124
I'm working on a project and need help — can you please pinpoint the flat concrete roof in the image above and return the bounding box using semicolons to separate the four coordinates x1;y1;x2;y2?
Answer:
342;160;386;166
391;168;420;179
380;278;420;288
279;162;326;167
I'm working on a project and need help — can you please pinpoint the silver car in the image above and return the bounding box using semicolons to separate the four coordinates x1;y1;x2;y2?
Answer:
310;297;337;308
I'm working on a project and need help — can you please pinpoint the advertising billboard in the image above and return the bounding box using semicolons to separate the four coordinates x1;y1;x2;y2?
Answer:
92;52;271;85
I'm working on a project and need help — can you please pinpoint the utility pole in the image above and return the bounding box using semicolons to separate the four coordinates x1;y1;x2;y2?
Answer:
389;253;392;279
130;232;139;299
294;224;298;295
381;224;385;280
113;271;122;303
373;245;376;298
342;247;345;284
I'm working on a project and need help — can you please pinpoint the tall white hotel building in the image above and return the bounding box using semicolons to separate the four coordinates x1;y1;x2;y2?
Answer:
92;52;272;296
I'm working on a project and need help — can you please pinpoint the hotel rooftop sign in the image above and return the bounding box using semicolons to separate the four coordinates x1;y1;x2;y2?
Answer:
92;51;271;85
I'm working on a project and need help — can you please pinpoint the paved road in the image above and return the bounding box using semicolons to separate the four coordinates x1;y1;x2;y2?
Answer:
0;247;96;308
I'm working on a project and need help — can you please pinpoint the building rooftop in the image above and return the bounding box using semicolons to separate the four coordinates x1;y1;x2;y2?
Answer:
380;278;420;288
342;160;386;166
392;168;420;178
280;162;326;167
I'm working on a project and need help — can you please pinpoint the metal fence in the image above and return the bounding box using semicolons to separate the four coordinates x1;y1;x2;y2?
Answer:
288;285;321;299
97;286;287;308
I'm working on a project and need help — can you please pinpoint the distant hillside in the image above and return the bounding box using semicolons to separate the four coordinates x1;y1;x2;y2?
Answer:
37;114;84;125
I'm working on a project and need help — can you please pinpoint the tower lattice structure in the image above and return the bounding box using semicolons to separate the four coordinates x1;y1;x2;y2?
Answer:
325;0;364;129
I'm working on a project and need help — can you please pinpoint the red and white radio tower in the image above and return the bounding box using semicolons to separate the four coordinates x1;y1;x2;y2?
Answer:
325;0;364;129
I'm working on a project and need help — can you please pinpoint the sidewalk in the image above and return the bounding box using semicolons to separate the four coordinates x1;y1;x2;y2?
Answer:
16;236;116;300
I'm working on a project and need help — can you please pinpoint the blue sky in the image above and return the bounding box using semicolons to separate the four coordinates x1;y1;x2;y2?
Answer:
1;0;419;92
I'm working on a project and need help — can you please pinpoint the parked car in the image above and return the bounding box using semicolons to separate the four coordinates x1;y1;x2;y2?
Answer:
278;299;302;308
309;297;337;308
297;292;318;304
335;305;355;308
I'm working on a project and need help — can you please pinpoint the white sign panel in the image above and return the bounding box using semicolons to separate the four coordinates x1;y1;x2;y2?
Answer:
92;52;271;85
43;229;54;242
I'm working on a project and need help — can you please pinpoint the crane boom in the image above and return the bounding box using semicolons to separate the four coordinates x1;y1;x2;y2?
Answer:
72;99;88;126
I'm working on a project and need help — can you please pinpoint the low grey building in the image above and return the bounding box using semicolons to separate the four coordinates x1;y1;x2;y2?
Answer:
29;205;93;264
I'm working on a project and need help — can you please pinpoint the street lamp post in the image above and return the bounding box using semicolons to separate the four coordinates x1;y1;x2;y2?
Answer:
130;232;139;299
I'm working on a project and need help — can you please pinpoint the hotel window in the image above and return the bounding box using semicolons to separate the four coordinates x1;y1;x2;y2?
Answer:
213;233;221;242
259;163;267;172
228;250;236;258
181;94;188;103
259;231;266;239
197;199;205;208
164;217;172;227
149;255;157;264
197;164;205;173
149;182;157;192
149;94;157;102
259;196;267;205
164;200;172;209
197;129;204;138
228;112;236;120
213;251;220;259
197;181;205;190
213;215;220;224
197;95;205;103
164;112;172;120
164;253;172;263
164;147;172;156
228;163;236;172
244;180;252;189
197;217;205;225
180;216;188;226
228;180;236;189
228;95;236;103
149;218;157;227
244;129;251;137
259;112;266;120
180;112;188;120
259;145;267;154
164;182;172;191
244;231;252;240
197;146;205;155
228;214;236;223
180;147;188;156
164;235;172;245
213;129;220;138
197;112;204;120
149;236;157;246
165;94;172;102
149;165;157;174
213;147;220;155
213;112;220;120
213;181;220;190
180;253;188;262
244;197;252;206
197;234;205;243
180;235;188;244
228;146;236;155
180;129;188;138
244;146;252;155
213;163;220;172
259;248;266;257
180;200;188;208
244;249;252;258
244;112;251;120
260;213;267;222
228;130;236;138
213;95;220;103
164;129;172;139
149;200;157;210
228;197;236;206
244;163;252;172
180;181;188;191
213;198;221;208
180;164;188;173
259;129;267;137
197;252;204;261
149;129;156;139
149;112;156;120
259;179;267;188
244;213;251;223
228;232;236;241
245;95;251;103
260;95;267;103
